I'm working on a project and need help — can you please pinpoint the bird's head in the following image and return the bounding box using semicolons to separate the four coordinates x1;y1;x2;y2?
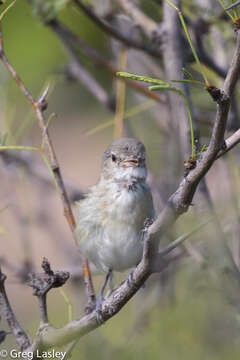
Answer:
101;137;147;181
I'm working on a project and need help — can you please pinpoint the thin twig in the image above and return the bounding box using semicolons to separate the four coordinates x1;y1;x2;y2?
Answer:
28;258;69;325
0;268;31;350
25;26;240;353
0;25;96;313
74;0;162;57
0;150;85;201
48;20;165;105
217;128;240;158
118;0;161;40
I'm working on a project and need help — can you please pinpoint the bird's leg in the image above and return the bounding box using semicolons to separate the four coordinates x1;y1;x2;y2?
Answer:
107;270;114;295
127;268;135;287
127;268;141;290
96;268;112;324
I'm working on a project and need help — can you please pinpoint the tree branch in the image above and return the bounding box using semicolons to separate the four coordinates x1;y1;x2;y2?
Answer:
48;20;165;105
193;18;228;78
217;128;240;158
118;0;162;41
0;267;31;350
28;258;69;325
0;25;96;313
74;0;162;57
26;24;240;357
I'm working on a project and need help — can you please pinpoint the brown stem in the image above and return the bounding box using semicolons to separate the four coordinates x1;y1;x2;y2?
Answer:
0;26;96;313
74;0;161;57
0;268;31;350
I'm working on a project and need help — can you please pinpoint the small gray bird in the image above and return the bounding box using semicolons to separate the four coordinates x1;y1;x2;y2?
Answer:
76;137;154;315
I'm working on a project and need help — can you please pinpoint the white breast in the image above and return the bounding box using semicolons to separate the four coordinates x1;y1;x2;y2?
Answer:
76;176;153;272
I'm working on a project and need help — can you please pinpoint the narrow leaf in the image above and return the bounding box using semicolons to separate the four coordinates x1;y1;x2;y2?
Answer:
117;72;168;86
182;67;193;79
171;79;204;86
0;0;17;21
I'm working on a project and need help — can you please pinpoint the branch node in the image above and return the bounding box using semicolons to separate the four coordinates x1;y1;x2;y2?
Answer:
184;156;197;177
207;86;229;104
28;258;69;296
36;84;50;111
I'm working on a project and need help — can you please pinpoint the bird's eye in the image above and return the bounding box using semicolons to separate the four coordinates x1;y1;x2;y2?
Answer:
111;154;117;162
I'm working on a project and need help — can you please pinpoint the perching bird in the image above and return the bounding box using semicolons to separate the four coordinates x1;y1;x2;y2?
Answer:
76;137;154;317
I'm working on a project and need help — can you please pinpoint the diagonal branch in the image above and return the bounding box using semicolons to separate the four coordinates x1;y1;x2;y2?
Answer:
192;18;228;78
118;0;162;41
74;0;161;57
217;128;240;158
27;28;240;355
48;20;165;105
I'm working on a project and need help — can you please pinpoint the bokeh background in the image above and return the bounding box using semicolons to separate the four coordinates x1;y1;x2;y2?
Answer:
1;0;240;359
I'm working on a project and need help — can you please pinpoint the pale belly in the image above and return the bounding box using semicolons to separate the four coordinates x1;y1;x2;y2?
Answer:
95;224;144;272
77;180;153;272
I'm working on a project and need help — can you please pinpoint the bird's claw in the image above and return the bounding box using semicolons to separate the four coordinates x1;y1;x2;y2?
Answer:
127;268;139;290
96;308;105;325
95;296;105;325
127;268;145;290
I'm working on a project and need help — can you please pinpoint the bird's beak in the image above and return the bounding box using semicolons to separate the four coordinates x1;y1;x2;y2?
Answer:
122;158;139;167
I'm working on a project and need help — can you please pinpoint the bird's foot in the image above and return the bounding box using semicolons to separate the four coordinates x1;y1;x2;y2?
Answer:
127;268;134;286
95;294;105;325
127;268;145;290
127;268;139;290
95;269;113;325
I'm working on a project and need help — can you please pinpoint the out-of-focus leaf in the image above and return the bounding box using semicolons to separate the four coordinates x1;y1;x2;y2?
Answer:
182;67;193;79
31;0;71;22
116;72;168;86
0;133;8;146
86;100;155;136
117;71;196;157
0;0;17;21
217;0;235;20
171;79;204;86
225;0;240;11
149;84;184;98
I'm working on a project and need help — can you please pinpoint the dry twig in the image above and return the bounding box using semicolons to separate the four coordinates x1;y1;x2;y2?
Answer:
0;25;95;313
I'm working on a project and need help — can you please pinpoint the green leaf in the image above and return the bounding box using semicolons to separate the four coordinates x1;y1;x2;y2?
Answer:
149;85;184;97
116;72;168;86
199;144;208;155
0;132;8;146
182;68;193;80
0;0;17;21
31;0;70;22
0;145;41;152
117;70;196;158
171;79;204;86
